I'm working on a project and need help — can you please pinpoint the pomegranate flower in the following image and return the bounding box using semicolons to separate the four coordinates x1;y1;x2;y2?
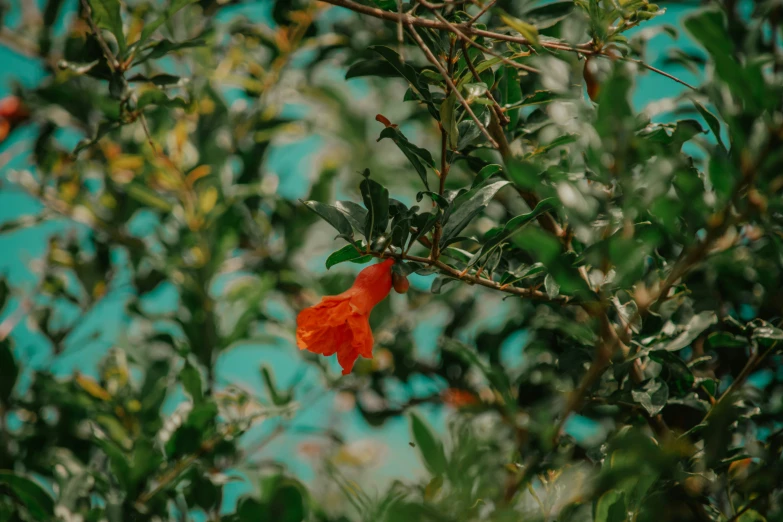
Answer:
0;96;30;143
297;258;395;375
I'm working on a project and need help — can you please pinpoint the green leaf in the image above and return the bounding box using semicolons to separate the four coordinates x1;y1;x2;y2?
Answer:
334;201;368;233
360;176;390;241
737;510;767;522
261;365;290;406
472;164;502;188
0;339;17;406
409;412;447;475
138;0;198;50
0;278;8;314
751;322;783;341
649;351;695;396
237;497;267;521
86;0;126;53
504;90;560;110
631;378;669;416
544;274;560;299
371;46;431;102
499;12;540;46
498;67;522;128
326;243;371;269
408;211;439;251
416;191;450;209
440;91;459;149
390;214;410;249
125;182;174;212
0;471;55;520
134;37;207;64
136;89;188;110
522;1;574;29
706;331;747;349
441;180;511;245
301;200;353;238
129;73;181;86
180;361;203;404
57;59;100;75
693;101;726;151
594;489;626;522
656;312;717;352
378;127;435;189
511;228;591;296
269;481;308;522
345;59;399;79
73;119;123;155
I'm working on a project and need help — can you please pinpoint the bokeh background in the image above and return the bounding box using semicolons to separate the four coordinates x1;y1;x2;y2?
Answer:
0;0;703;511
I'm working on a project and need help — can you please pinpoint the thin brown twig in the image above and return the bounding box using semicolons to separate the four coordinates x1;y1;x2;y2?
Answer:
319;0;695;89
419;0;540;75
79;0;121;72
405;24;499;148
467;0;496;26
621;56;697;91
378;250;565;303
460;39;509;125
486;112;564;238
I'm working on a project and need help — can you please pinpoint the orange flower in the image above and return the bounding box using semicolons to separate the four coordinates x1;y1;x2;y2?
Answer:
297;258;394;374
0;96;30;143
441;388;479;408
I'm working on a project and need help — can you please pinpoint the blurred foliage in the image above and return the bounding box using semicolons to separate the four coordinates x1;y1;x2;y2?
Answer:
0;0;782;520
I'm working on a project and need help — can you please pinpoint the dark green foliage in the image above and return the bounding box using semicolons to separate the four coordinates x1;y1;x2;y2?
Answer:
0;0;782;521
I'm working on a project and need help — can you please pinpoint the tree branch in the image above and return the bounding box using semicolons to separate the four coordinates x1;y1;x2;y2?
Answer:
405;24;499;148
319;0;696;90
377;251;567;303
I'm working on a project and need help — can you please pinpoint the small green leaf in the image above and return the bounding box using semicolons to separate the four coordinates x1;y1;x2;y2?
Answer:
499;12;540;46
134;37;207;65
180;361;203;404
126;183;174;212
86;0;126;53
693;101;726;151
410;412;447;475
544;274;560;299
326;243;371;269
656;312;717;352
345;59;398;79
360;176;390;240
302;200;353;238
751;322;783;341
0;340;18;406
440;91;459;149
473;164;502;188
137;0;198;50
594;489;626;522
504;90;560;110
269;480;308;522
440;180;511;245
371;46;431;102
261;365;289;406
378;127;435;189
335;201;368;233
0;471;55;520
522;1;574;29
136;89;188;109
632;379;669;416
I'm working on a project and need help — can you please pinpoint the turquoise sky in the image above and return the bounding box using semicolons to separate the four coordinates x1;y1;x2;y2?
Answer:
0;0;702;511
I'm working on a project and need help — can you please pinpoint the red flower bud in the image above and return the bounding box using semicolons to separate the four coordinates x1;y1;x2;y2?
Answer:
392;271;409;294
0;96;29;124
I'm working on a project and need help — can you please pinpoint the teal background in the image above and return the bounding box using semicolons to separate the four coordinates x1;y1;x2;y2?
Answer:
0;0;700;510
